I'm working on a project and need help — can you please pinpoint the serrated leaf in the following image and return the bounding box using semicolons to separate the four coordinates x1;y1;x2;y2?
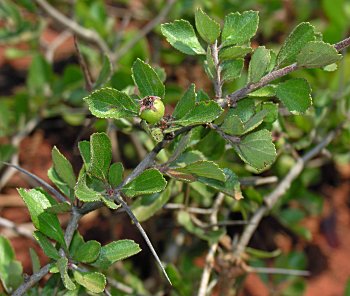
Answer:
78;140;91;169
52;146;76;189
297;41;342;68
195;8;220;44
73;240;101;263
243;109;269;134
94;55;112;89
17;188;65;246
219;45;252;61
276;78;312;113
222;11;259;46
161;20;205;55
92;240;141;269
75;173;103;202
221;114;245;135
108;162;124;188
89;133;111;180
259;102;279;123
33;231;60;260
221;59;244;82
29;248;40;273
234;129;276;171
276;22;317;67
73;271;106;294
47;167;73;201
46;202;71;214
173;84;196;119
175;161;226;181
122;169;167;197
198;168;242;199
69;231;85;258
84;87;139;119
172;101;223;126
132;59;165;98
57;257;76;291
131;180;172;222
248;46;271;83
101;195;120;210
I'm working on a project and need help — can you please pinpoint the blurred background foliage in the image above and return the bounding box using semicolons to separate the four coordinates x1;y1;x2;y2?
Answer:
1;0;350;295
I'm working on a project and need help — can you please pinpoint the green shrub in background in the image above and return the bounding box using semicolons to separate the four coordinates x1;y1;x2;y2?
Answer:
1;0;350;295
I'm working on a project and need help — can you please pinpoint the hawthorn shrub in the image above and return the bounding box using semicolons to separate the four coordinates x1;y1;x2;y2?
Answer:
1;1;350;295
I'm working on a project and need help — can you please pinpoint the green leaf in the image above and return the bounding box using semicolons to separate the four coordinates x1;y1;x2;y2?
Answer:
57;257;76;291
174;161;226;182
275;78;312;113
243;109;269;134
131;180;172;222
73;271;106;294
75;173;103;202
230;100;255;122
84;87;139;119
248;85;276;97
46;202;71;214
161;20;205;55
47;167;73;201
0;236;23;292
92;240;141;269
108;162;124;188
222;11;259;46
122;169;167;197
203;168;242;199
33;231;60;260
132;59;165;98
220;114;245;135
52;147;76;189
78;140;91;169
219;45;252;61
173;84;196;119
234;129;276;171
73;240;101;263
94;55;112;89
27;54;52;95
276;22;317;67
17;188;52;225
221;59;244;82
0;144;16;164
37;211;66;248
89;133;111;180
195;8;220;44
205;46;215;79
172;101;223;126
29;248;41;273
248;46;271;83
297;41;342;68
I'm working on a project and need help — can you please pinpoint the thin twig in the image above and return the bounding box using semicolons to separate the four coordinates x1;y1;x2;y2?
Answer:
246;266;310;276
0;217;34;239
45;30;72;63
2;162;68;203
112;0;175;63
197;193;225;296
12;264;51;296
74;36;93;92
239;176;278;186
116;193;171;285
34;0;111;57
63;208;81;247
163;203;213;214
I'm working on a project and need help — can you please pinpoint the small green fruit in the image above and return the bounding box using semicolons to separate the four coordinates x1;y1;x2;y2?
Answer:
139;96;165;124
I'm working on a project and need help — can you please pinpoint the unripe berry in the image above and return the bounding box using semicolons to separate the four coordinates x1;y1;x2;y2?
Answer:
139;96;165;124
